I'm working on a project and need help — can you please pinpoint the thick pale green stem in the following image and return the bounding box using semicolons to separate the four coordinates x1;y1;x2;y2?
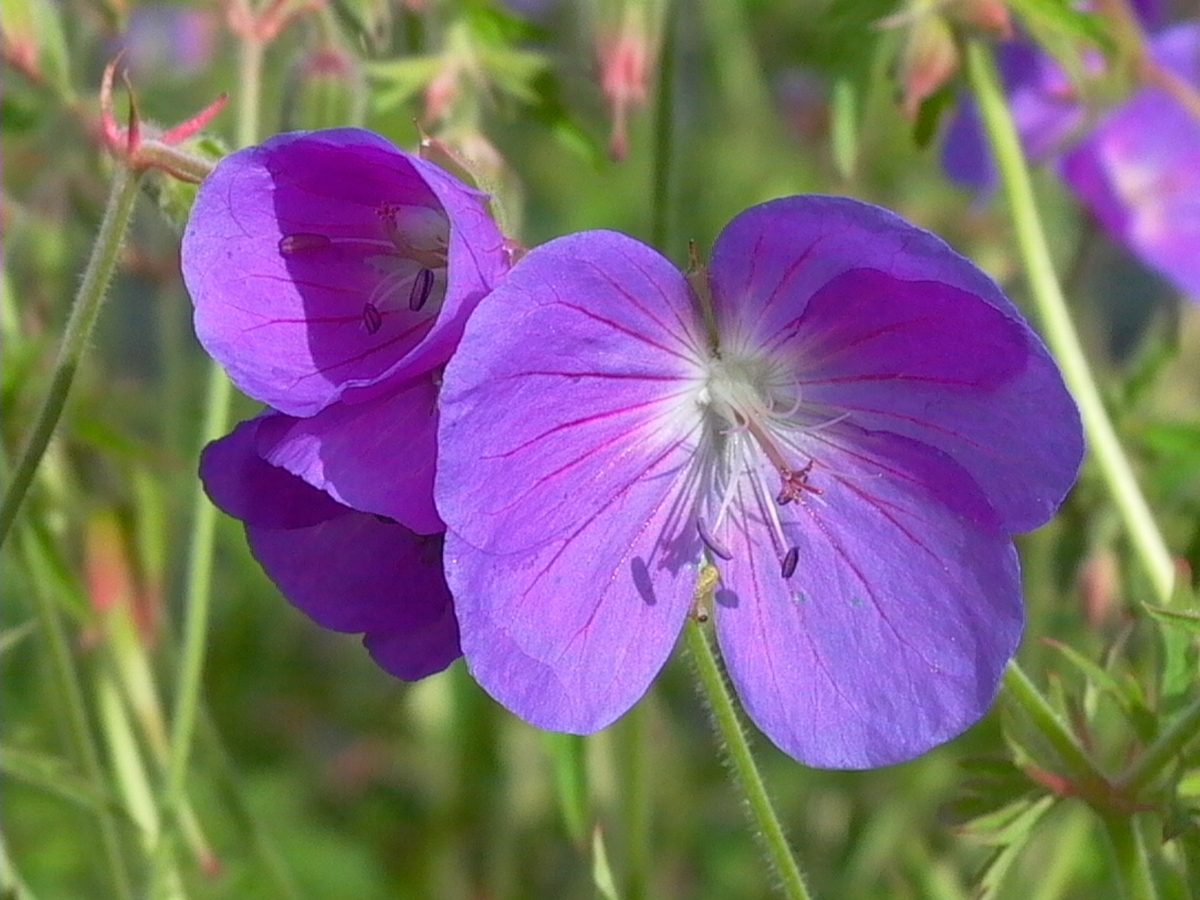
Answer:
963;40;1175;604
685;620;813;900
0;167;142;548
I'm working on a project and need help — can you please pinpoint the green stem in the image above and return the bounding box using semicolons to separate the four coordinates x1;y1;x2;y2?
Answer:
685;619;813;900
1003;664;1102;782
617;703;651;900
963;41;1175;605
19;527;135;900
0;167;142;549
154;25;264;883
1117;693;1200;794
649;3;676;255
1100;814;1159;900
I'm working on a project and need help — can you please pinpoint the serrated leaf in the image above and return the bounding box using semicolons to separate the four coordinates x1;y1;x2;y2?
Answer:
366;57;444;113
970;796;1056;899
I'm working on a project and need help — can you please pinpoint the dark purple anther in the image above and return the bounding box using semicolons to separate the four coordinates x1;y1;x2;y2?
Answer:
362;302;383;335
409;268;435;312
781;546;799;579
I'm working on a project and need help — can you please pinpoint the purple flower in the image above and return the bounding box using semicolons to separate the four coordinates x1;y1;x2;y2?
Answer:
941;42;1087;193
1060;22;1200;301
436;196;1083;769
201;414;460;680
182;128;509;418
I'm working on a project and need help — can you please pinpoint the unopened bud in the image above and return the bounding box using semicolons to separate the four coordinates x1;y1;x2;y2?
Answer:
597;2;663;161
898;13;958;120
282;46;368;131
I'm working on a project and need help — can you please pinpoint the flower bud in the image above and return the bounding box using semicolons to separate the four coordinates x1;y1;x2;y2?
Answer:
898;12;958;119
282;45;368;132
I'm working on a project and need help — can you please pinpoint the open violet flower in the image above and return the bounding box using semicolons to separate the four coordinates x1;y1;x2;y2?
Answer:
201;415;460;680
1060;22;1200;301
436;196;1084;769
182;128;509;418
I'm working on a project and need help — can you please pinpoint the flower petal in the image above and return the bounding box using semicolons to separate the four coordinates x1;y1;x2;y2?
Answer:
248;513;460;681
446;464;701;732
257;375;443;534
714;428;1022;769
1060;24;1200;301
183;128;507;417
709;196;1082;532
199;415;346;528
437;230;707;554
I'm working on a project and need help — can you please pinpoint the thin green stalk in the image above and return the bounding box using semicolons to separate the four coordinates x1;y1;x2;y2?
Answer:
617;703;651;900
964;41;1175;605
649;3;675;255
19;528;135;900
1002;664;1102;782
685;620;813;900
1100;814;1159;900
0;167;142;549
155;25;264;882
1117;693;1200;794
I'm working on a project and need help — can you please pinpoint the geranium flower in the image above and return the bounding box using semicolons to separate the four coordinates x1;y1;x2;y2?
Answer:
201;414;460;680
436;196;1083;768
182;127;509;418
1060;22;1200;301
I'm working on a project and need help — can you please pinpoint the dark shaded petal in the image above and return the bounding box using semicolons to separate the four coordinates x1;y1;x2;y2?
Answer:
709;196;1083;532
437;230;706;554
183;128;508;417
715;428;1022;769
199;414;346;528
257;375;443;534
248;514;460;681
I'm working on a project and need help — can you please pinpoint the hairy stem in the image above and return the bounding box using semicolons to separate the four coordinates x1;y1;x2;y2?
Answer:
686;619;813;900
0;167;142;548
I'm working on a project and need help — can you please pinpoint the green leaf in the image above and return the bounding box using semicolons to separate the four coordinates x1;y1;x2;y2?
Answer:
1144;604;1200;637
1006;0;1112;50
912;83;955;149
366;57;444;113
591;826;622;900
0;746;125;818
543;732;588;848
830;76;859;179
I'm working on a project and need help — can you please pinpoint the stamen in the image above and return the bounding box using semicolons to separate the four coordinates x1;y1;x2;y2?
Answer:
696;518;733;560
775;459;821;506
408;268;435;312
781;546;799;579
362;302;383;335
279;232;332;255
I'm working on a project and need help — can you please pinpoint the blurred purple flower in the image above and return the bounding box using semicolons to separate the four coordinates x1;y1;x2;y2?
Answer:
201;414;460;681
182;128;509;418
1060;22;1200;300
116;5;218;80
941;42;1087;192
436;196;1083;769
